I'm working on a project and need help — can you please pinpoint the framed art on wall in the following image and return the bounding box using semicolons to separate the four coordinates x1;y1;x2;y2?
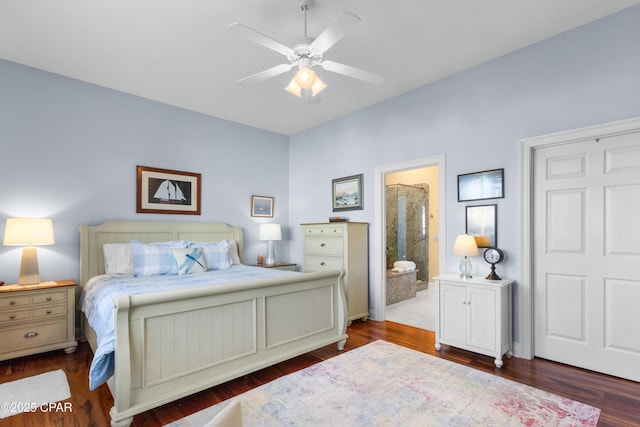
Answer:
251;195;274;217
136;165;201;215
332;174;363;212
457;168;504;202
465;204;497;248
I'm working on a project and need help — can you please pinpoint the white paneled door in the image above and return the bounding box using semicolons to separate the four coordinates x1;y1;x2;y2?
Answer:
533;130;640;382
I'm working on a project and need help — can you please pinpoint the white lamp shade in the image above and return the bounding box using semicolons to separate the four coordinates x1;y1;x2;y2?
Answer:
452;234;479;256
259;223;282;241
3;218;55;246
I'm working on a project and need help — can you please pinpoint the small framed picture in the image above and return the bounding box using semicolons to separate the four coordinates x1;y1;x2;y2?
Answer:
465;204;497;248
251;195;274;218
332;174;363;212
457;168;504;202
137;165;201;215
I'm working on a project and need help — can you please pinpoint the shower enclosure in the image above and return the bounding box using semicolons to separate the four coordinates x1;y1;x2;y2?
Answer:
385;183;429;286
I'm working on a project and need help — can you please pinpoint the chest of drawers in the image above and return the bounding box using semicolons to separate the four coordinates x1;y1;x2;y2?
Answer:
0;280;77;361
301;222;369;322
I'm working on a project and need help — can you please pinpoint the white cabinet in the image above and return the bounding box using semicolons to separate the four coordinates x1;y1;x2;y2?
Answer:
435;274;513;367
301;222;369;322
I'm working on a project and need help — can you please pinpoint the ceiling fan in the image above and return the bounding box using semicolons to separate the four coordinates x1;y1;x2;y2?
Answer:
227;1;384;99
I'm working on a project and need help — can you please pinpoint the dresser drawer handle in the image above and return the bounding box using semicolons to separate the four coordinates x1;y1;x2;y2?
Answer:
10;300;16;306
320;262;326;266
24;331;39;339
46;309;52;314
9;314;16;320
320;243;327;247
46;296;53;301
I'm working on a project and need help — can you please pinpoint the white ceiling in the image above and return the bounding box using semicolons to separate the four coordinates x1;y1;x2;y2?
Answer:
1;0;639;135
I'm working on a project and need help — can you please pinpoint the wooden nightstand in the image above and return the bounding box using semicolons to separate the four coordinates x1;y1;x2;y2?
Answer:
0;279;78;361
251;263;297;271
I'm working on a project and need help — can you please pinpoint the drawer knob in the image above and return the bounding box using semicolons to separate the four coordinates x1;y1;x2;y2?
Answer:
46;309;52;315
9;314;16;320
46;296;53;301
320;262;326;266
10;300;16;306
320;243;326;247
24;331;39;339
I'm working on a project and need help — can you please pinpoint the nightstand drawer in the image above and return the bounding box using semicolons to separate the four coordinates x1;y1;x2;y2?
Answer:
0;309;30;324
32;304;67;319
0;320;68;353
0;295;30;309
304;238;344;255
32;290;67;305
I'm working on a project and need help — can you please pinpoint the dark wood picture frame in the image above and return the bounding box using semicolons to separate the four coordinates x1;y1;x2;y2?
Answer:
465;204;497;248
136;165;201;215
251;195;274;218
457;168;504;202
332;174;363;212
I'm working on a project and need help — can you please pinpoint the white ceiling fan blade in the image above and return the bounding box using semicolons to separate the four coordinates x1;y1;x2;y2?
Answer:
310;12;361;54
321;60;384;85
236;63;293;85
227;23;295;58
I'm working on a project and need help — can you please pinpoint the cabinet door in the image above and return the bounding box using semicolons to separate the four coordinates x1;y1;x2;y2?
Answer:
439;284;466;345
467;287;496;352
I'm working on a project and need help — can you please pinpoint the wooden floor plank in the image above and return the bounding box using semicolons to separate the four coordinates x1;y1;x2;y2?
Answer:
1;320;638;426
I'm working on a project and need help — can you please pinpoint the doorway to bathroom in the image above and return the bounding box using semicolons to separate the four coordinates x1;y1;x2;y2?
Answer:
384;166;440;331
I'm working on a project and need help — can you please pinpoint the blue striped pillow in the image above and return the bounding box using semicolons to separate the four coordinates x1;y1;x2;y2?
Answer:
131;240;187;276
190;240;232;270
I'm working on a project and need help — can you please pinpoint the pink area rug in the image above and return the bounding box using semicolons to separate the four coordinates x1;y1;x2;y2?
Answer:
166;340;600;426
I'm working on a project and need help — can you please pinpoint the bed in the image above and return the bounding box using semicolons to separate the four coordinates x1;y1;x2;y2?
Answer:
78;221;348;427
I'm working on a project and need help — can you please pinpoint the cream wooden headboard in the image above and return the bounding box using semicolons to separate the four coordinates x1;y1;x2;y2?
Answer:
79;221;243;287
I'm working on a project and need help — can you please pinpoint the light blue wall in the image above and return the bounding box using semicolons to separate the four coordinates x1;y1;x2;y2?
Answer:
0;6;639;342
288;6;640;332
0;61;290;284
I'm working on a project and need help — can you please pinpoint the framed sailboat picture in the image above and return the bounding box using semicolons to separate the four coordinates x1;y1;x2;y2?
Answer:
137;165;201;215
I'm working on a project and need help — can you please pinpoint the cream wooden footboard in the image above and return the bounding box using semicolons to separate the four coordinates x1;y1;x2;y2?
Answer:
79;221;348;427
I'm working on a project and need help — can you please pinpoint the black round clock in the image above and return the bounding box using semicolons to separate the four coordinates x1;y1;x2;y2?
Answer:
483;247;504;280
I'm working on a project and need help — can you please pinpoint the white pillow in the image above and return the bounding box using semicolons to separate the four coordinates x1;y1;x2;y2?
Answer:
228;240;242;265
204;401;242;427
171;247;208;275
103;243;134;275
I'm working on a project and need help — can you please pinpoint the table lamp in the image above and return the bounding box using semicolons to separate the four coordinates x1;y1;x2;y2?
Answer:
452;234;478;279
3;217;55;285
259;223;281;266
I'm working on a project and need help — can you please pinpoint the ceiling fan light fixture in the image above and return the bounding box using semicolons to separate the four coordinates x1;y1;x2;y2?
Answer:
310;77;327;96
285;80;302;97
295;67;315;88
285;67;326;97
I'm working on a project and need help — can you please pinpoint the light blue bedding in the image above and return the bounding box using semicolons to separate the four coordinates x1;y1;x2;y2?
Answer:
79;265;297;390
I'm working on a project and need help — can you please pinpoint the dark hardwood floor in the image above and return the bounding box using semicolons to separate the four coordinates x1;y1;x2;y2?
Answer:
1;320;639;426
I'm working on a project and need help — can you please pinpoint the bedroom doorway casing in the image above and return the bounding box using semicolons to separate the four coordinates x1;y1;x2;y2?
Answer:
373;155;446;322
